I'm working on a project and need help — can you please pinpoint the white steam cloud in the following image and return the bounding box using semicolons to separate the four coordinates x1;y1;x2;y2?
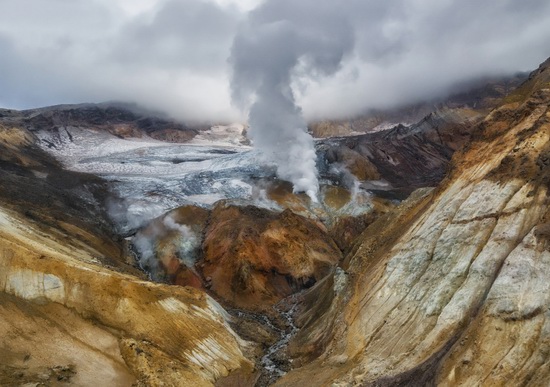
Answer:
1;0;550;122
133;213;199;280
229;0;354;201
106;197;166;234
162;214;198;268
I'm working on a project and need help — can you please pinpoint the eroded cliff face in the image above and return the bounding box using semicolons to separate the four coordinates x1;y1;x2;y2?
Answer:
276;58;550;386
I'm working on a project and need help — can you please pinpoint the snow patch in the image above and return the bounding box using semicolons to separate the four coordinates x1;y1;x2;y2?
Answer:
158;297;190;314
5;269;65;302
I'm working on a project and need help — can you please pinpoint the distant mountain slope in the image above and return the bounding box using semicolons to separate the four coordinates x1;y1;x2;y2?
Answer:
317;107;478;197
0;102;207;143
309;72;527;137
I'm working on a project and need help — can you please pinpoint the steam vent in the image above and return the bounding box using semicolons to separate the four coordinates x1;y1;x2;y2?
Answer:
2;1;550;386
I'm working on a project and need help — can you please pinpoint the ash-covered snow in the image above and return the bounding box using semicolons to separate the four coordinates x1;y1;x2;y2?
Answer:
35;125;277;233
35;126;174;162
36;124;377;234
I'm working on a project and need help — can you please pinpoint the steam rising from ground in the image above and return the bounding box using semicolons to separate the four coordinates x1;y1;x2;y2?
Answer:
229;0;354;201
106;197;166;233
133;213;199;280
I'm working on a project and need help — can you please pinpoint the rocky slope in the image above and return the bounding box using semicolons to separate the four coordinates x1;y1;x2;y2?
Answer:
134;201;343;312
200;203;341;311
318;107;478;197
275;57;550;386
0;102;205;144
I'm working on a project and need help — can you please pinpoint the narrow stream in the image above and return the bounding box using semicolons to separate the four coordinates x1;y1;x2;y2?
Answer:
258;295;299;386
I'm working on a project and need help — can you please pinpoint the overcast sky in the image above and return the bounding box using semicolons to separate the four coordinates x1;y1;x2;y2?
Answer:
0;0;549;122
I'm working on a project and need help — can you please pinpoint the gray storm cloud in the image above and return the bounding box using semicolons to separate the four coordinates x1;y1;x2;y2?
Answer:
0;0;549;123
229;0;354;199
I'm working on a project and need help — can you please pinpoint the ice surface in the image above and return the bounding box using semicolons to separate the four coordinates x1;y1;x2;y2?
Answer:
36;126;274;232
36;125;376;234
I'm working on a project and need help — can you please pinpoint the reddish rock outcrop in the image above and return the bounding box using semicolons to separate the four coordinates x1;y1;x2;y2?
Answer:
199;202;342;310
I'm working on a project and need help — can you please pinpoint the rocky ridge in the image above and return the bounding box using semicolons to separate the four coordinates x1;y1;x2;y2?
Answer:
309;72;527;137
0;102;206;144
318;107;477;196
274;57;550;386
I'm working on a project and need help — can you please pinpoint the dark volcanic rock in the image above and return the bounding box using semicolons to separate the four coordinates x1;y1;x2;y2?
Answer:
318;108;476;194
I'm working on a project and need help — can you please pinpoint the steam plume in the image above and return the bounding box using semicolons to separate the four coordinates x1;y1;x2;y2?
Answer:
133;213;199;280
229;0;354;201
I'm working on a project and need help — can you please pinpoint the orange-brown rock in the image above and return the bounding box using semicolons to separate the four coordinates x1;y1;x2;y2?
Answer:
155;233;204;289
328;213;380;252
200;202;342;310
173;266;204;289
264;180;312;215
325;145;380;181
320;185;396;252
135;205;209;287
321;185;352;211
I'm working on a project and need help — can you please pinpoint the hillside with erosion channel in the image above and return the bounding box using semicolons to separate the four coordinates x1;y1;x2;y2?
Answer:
0;57;549;386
